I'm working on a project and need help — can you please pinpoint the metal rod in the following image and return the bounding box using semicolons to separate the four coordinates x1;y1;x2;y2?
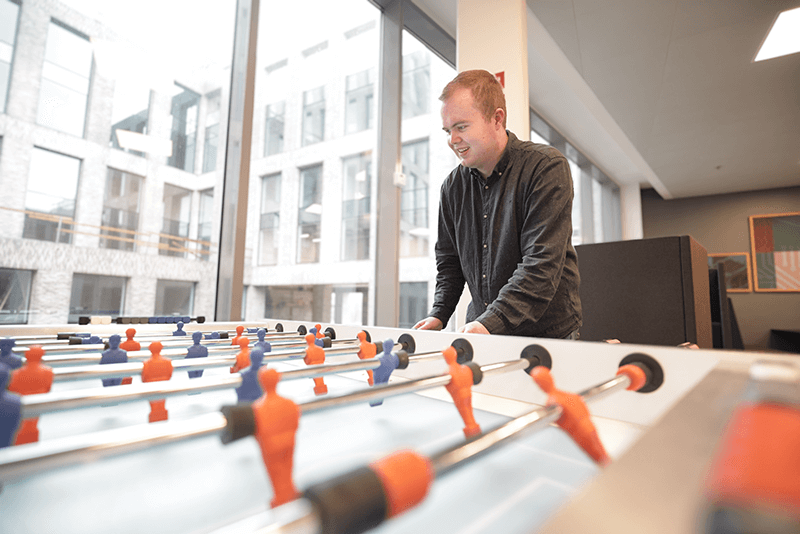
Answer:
3;356;538;484
52;356;238;382
207;371;635;534
0;413;228;483
432;372;631;477
21;376;244;418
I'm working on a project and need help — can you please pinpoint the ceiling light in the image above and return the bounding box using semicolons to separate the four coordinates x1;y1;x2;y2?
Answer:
755;7;800;62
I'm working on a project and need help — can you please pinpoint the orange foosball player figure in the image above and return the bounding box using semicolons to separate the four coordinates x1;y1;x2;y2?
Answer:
230;337;251;373
314;324;325;340
231;325;246;347
8;345;53;445
442;346;481;438
530;366;610;466
357;331;376;386
142;341;173;422
303;333;327;395
119;328;141;385
253;368;301;507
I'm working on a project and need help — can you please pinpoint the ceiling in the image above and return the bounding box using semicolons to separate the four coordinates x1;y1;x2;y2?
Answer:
414;0;800;199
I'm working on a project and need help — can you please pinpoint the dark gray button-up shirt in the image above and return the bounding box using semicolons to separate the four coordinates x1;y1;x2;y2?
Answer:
430;131;581;338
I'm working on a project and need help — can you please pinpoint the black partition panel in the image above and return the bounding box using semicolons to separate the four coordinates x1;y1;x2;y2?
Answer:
575;236;712;348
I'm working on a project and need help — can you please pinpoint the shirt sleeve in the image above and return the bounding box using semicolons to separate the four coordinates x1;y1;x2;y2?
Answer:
429;181;466;328
477;155;574;334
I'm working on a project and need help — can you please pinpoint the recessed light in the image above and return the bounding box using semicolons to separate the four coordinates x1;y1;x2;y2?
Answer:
755;7;800;62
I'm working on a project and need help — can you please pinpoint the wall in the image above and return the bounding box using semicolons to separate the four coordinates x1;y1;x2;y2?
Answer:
641;186;800;350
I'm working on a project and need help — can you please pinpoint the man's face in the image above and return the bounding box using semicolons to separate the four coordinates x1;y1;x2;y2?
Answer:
441;87;502;177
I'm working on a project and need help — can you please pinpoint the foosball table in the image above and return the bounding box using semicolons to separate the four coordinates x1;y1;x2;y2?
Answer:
1;319;797;534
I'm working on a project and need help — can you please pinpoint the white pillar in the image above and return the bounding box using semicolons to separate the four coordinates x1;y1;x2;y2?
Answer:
620;182;644;240
457;0;530;140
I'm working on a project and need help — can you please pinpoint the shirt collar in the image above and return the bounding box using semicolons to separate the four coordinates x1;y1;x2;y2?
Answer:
469;130;514;182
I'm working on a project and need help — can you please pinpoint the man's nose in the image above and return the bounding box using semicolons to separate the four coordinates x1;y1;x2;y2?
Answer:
449;131;460;145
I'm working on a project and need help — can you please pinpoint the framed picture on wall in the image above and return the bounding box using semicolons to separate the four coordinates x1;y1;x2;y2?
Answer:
708;253;752;292
749;211;800;292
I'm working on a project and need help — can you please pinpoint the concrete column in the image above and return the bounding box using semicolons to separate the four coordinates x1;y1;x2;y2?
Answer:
621;182;644;240
457;0;530;139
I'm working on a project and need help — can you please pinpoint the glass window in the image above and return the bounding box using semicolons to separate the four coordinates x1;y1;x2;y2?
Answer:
302;86;325;146
399;281;427;329
331;285;368;324
160;184;192;258
100;168;143;251
345;68;374;134
1;0;234;326
264;101;285;156
402;50;430;119
197;188;214;261
264;284;328;322
23;147;81;244
109;85;149;156
342;152;371;261
202;90;221;173
0;268;33;324
259;173;281;265
168;83;200;172
37;20;93;137
0;0;20;113
154;279;194;316
297;165;322;263
68;273;126;324
400;139;429;257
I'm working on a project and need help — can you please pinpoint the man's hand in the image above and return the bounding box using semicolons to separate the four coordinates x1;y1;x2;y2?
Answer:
458;321;490;335
413;317;443;330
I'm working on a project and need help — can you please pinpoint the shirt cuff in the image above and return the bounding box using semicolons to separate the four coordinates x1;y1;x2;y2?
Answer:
476;311;505;335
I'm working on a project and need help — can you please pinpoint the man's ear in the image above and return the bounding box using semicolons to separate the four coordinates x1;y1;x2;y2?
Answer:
494;108;505;129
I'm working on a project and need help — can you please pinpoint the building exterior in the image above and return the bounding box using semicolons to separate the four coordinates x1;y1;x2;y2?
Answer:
0;0;460;327
0;0;619;328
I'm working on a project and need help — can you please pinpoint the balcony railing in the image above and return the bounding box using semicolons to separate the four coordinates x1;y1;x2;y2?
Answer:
4;206;215;260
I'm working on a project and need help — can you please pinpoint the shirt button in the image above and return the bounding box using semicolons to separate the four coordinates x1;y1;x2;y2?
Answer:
483;244;487;248
484;185;488;190
483;214;487;219
482;274;486;278
484;302;488;306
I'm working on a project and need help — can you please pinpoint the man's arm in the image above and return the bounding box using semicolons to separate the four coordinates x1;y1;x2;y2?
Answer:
477;155;574;334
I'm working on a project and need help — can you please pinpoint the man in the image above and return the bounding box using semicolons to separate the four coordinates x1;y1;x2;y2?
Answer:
413;69;581;338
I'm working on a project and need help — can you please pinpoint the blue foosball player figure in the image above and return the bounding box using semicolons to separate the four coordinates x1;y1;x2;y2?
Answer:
0;364;22;448
235;347;266;403
370;338;398;407
173;322;187;336
186;331;209;378
254;328;272;353
0;338;22;370
99;334;127;387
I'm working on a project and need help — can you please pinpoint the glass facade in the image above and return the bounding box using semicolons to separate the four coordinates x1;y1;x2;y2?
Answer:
22;148;81;244
264;101;285;156
302;86;325;146
0;0;20;113
68;273;126;324
100;168;143;251
0;267;32;324
259;174;281;266
154;279;194;316
37;21;92;137
297;165;323;264
345;69;374;134
341;153;371;261
400;140;430;258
